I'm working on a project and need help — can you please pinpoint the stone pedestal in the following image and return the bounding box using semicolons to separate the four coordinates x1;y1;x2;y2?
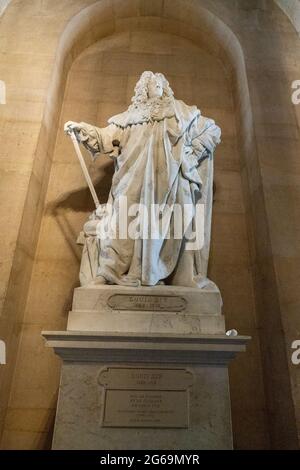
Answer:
43;285;249;450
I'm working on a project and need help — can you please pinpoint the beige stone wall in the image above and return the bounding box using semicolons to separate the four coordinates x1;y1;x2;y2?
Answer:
0;0;97;449
0;0;299;450
235;1;300;449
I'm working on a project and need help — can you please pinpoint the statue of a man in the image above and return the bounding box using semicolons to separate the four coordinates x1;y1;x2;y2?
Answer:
65;71;221;289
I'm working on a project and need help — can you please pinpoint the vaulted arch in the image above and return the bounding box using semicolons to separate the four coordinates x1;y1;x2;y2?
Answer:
2;0;299;451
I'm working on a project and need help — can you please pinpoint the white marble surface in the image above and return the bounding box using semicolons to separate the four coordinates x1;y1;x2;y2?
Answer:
43;330;249;364
65;71;221;288
72;284;222;314
50;361;233;450
43;272;251;449
43;327;250;450
68;284;224;334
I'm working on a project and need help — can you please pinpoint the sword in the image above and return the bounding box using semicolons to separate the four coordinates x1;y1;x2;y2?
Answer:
69;129;100;209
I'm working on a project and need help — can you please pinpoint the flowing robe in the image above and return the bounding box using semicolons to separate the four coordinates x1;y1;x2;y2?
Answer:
77;99;221;287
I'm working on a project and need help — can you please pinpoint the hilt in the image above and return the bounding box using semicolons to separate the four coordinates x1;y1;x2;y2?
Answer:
109;139;121;159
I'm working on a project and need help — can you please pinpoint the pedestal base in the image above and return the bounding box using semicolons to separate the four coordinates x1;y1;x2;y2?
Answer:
68;284;225;334
43;285;249;450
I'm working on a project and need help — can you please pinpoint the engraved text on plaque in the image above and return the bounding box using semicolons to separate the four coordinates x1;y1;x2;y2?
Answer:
107;294;186;312
98;367;193;428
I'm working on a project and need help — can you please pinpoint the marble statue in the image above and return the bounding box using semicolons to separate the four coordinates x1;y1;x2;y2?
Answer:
65;71;221;288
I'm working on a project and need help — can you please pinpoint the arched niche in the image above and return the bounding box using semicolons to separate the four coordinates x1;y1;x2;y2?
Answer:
42;0;252;169
24;0;264;450
38;0;255;287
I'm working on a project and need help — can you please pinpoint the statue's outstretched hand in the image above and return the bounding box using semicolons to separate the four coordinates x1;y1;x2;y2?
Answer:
64;121;81;135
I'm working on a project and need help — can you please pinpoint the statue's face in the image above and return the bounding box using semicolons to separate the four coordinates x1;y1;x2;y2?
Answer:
147;76;164;99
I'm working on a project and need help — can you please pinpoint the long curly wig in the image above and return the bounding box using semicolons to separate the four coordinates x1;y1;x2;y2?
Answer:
130;71;174;108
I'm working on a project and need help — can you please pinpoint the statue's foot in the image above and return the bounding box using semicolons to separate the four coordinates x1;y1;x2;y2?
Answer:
91;275;107;285
121;275;141;287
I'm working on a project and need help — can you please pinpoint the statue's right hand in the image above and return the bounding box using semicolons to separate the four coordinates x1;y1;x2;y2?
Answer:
64;121;81;135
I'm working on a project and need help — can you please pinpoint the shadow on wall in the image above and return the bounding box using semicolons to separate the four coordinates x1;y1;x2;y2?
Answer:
37;395;58;450
44;158;114;262
46;160;114;214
